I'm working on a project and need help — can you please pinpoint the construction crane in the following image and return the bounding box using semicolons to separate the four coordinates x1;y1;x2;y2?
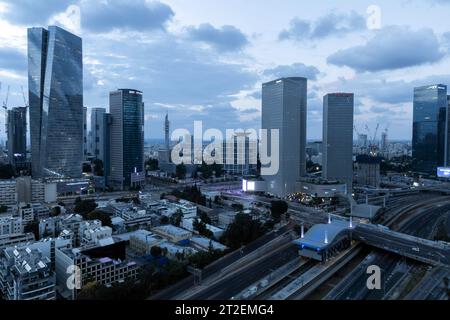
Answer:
21;85;28;108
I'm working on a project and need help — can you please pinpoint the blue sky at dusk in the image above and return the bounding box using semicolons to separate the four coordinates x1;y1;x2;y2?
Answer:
1;0;450;140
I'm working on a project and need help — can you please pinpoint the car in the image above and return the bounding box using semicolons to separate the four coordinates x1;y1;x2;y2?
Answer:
412;247;420;252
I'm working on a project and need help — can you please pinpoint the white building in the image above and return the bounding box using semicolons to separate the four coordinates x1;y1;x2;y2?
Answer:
181;218;224;239
152;225;192;244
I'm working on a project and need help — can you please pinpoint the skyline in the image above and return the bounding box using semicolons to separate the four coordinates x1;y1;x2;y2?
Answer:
1;0;450;140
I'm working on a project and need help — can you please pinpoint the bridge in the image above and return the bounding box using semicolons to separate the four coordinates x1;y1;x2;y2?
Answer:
293;218;450;267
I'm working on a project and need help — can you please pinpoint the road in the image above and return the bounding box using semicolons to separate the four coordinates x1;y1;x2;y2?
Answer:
324;196;450;300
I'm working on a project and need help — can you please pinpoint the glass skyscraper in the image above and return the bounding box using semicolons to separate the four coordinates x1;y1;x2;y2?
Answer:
322;93;354;192
28;26;83;178
109;89;145;190
6;107;27;166
412;84;448;176
261;77;307;197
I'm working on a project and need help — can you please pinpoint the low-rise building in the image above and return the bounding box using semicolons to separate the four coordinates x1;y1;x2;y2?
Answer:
151;225;192;245
181;218;224;239
55;247;139;300
0;247;56;300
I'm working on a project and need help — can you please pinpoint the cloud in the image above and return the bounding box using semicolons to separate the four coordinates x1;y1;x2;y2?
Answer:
263;63;321;81
279;11;366;42
81;0;174;33
0;0;74;25
0;47;26;72
327;26;445;72
185;23;249;52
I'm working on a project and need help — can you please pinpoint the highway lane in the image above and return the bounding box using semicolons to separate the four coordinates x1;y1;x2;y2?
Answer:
325;197;450;300
189;244;299;300
150;225;293;300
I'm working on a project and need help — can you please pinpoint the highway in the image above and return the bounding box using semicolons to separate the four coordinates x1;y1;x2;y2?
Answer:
150;225;293;300
323;196;450;300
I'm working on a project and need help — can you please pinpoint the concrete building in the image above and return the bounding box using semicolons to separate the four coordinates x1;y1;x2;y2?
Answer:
181;218;224;239
56;246;138;299
296;177;348;198
152;225;192;244
356;155;382;188
223;133;258;176
15;176;57;204
322;93;354;192
0;247;56;300
28;26;83;178
109;89;145;190
261;77;307;197
90;108;106;161
0;180;17;205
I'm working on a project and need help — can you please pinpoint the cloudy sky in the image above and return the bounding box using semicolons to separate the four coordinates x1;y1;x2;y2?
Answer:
0;0;450;141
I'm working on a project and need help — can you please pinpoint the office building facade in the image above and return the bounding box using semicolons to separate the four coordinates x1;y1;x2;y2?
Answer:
261;77;307;197
322;93;354;191
109;89;145;190
28;26;83;178
6;107;27;166
90;108;106;161
412;84;448;176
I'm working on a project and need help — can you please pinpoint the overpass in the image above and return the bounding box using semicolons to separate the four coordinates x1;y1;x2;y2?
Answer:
293;219;450;267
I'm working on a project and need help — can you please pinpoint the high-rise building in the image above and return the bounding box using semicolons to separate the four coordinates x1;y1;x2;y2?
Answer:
103;113;112;186
412;84;448;176
109;89;145;190
82;107;87;158
28;26;83;178
322;93;354;192
6;107;27;166
358;134;368;149
223;133;257;176
261;77;307;197
90;108;106;161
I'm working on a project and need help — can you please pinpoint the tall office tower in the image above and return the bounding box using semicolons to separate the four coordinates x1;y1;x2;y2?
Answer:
103;113;112;185
380;131;388;154
6;107;27;166
90;108;106;161
223;133;258;176
322;93;354;192
412;84;448;176
261;77;307;197
83;107;87;158
109;89;145;190
28;26;83;178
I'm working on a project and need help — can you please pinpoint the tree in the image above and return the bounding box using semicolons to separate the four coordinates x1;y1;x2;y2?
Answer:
160;216;170;225
82;163;92;173
24;220;40;240
0;205;7;213
221;214;267;249
145;158;159;171
74;199;98;217
0;164;14;179
193;219;214;239
150;246;163;258
199;211;211;225
87;210;112;227
93;159;104;176
176;163;187;180
50;206;61;217
170;210;183;227
270;200;288;222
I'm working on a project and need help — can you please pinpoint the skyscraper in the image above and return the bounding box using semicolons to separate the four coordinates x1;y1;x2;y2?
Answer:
165;112;170;151
28;26;83;178
6;107;27;166
83;107;87;158
109;89;145;190
223;133;258;176
261;77;307;197
412;84;448;176
90;108;106;161
322;93;354;192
